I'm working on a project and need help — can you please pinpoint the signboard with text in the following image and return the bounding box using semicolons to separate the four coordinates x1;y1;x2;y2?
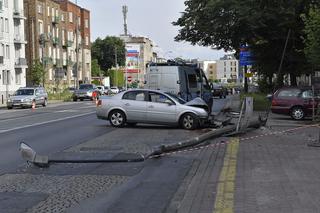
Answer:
239;46;254;66
125;44;140;73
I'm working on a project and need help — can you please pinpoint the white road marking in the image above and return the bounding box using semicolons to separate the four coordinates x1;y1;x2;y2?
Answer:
0;111;95;134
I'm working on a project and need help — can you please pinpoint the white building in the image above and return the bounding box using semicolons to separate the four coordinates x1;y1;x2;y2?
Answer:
0;0;27;103
198;60;217;81
216;55;238;83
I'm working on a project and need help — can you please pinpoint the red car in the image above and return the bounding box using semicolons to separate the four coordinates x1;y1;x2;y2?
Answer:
271;87;319;120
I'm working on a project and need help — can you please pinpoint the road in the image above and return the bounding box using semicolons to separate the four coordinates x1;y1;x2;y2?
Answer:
0;102;112;174
0;97;231;212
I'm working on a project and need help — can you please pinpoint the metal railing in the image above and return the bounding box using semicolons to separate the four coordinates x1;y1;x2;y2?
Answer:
13;9;26;19
15;58;27;66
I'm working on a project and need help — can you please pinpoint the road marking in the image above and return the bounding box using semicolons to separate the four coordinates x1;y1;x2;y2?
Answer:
0;111;95;134
214;138;239;213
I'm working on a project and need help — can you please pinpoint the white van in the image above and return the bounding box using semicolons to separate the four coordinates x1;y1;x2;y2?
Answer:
144;62;213;104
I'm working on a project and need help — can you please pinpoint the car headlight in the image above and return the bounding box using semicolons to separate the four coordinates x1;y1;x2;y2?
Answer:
7;99;12;102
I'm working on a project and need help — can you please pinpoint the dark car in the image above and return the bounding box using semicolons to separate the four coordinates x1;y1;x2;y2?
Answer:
271;87;319;120
212;84;227;98
72;84;98;101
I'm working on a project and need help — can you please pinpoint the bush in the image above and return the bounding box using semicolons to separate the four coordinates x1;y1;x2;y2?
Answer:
240;93;271;111
48;91;73;102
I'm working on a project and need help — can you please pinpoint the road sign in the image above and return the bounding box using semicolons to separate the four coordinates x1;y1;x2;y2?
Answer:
239;46;254;66
245;73;253;78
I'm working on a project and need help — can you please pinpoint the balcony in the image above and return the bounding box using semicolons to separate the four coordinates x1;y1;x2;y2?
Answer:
15;58;28;68
14;35;27;44
63;40;73;48
0;32;3;41
52;37;60;46
13;9;26;19
52;16;60;25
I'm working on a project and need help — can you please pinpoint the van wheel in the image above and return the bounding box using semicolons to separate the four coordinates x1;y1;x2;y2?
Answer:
180;113;199;130
109;110;126;127
291;107;304;120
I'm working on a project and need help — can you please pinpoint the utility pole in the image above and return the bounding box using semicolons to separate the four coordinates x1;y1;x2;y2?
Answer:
122;5;128;36
114;46;118;87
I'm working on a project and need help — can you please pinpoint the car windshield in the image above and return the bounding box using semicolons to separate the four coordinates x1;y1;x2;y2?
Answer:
15;89;34;96
79;84;93;90
165;92;186;104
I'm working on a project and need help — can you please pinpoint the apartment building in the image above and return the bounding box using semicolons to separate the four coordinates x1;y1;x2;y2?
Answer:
198;61;217;81
216;54;239;83
24;0;91;89
121;35;155;86
0;0;27;103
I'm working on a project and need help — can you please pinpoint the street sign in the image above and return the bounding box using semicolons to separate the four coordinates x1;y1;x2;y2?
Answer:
239;46;254;66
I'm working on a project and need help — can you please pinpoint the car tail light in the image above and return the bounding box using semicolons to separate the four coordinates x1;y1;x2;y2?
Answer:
97;100;102;107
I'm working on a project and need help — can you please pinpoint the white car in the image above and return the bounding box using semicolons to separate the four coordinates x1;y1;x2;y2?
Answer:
96;89;209;130
110;86;119;94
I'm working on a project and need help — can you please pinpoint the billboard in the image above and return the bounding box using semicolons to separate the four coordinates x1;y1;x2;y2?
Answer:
126;44;140;73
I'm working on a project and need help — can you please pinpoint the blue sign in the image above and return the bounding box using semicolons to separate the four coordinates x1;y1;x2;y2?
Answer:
239;49;254;66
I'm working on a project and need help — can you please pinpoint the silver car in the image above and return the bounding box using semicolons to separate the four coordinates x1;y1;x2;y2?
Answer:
7;87;48;109
96;89;209;130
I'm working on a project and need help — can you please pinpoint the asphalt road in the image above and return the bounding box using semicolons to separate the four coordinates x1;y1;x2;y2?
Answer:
0;101;112;174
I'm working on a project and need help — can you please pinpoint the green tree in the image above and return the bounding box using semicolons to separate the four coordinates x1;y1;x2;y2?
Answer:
109;69;124;87
91;36;126;76
91;59;102;77
30;59;45;86
173;0;318;86
302;6;320;69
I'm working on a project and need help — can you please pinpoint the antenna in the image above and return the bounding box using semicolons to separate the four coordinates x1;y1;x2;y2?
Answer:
122;5;128;36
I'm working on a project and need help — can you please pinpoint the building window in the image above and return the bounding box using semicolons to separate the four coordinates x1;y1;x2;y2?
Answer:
47;6;50;16
5;18;8;33
38;20;43;35
85;36;89;46
61;14;64;21
2;70;10;85
52;8;55;18
15;69;21;85
37;4;43;14
4;0;8;8
5;45;9;59
1;18;3;32
69;12;73;23
85;19;89;28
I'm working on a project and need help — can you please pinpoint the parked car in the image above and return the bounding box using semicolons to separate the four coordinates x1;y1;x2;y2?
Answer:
96;89;209;130
212;84;227;98
7;87;48;109
271;87;319;120
72;84;98;101
96;86;105;95
110;86;120;94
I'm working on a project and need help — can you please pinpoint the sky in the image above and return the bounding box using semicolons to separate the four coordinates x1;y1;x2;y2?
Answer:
77;0;226;60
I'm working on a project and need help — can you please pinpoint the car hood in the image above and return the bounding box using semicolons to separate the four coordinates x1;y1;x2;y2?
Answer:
184;97;209;110
9;95;34;100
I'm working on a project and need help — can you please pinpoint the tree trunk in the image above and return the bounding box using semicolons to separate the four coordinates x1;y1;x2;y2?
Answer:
290;73;297;86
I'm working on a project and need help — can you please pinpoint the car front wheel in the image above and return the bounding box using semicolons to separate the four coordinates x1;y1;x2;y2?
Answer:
109;110;126;127
291;107;304;120
42;99;47;107
180;113;199;130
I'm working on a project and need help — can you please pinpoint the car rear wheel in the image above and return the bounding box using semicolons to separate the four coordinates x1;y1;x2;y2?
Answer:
180;113;199;130
7;106;12;110
291;107;305;120
109;110;126;127
73;97;77;102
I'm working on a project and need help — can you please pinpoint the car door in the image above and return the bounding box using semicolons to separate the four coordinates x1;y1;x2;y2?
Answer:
121;91;147;122
146;92;177;124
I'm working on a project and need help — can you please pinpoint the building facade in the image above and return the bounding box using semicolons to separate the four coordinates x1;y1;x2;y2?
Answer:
199;61;217;81
0;0;28;103
24;0;91;90
121;35;155;87
216;54;239;83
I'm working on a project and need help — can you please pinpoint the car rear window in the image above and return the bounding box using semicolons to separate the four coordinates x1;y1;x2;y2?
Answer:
277;89;301;97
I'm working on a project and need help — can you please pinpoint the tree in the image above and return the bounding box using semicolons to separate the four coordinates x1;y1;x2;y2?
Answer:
30;59;45;86
302;6;320;69
173;0;319;87
109;69;124;87
91;59;102;77
91;36;126;76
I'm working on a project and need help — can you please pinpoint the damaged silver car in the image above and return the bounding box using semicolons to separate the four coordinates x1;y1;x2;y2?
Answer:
96;89;209;130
